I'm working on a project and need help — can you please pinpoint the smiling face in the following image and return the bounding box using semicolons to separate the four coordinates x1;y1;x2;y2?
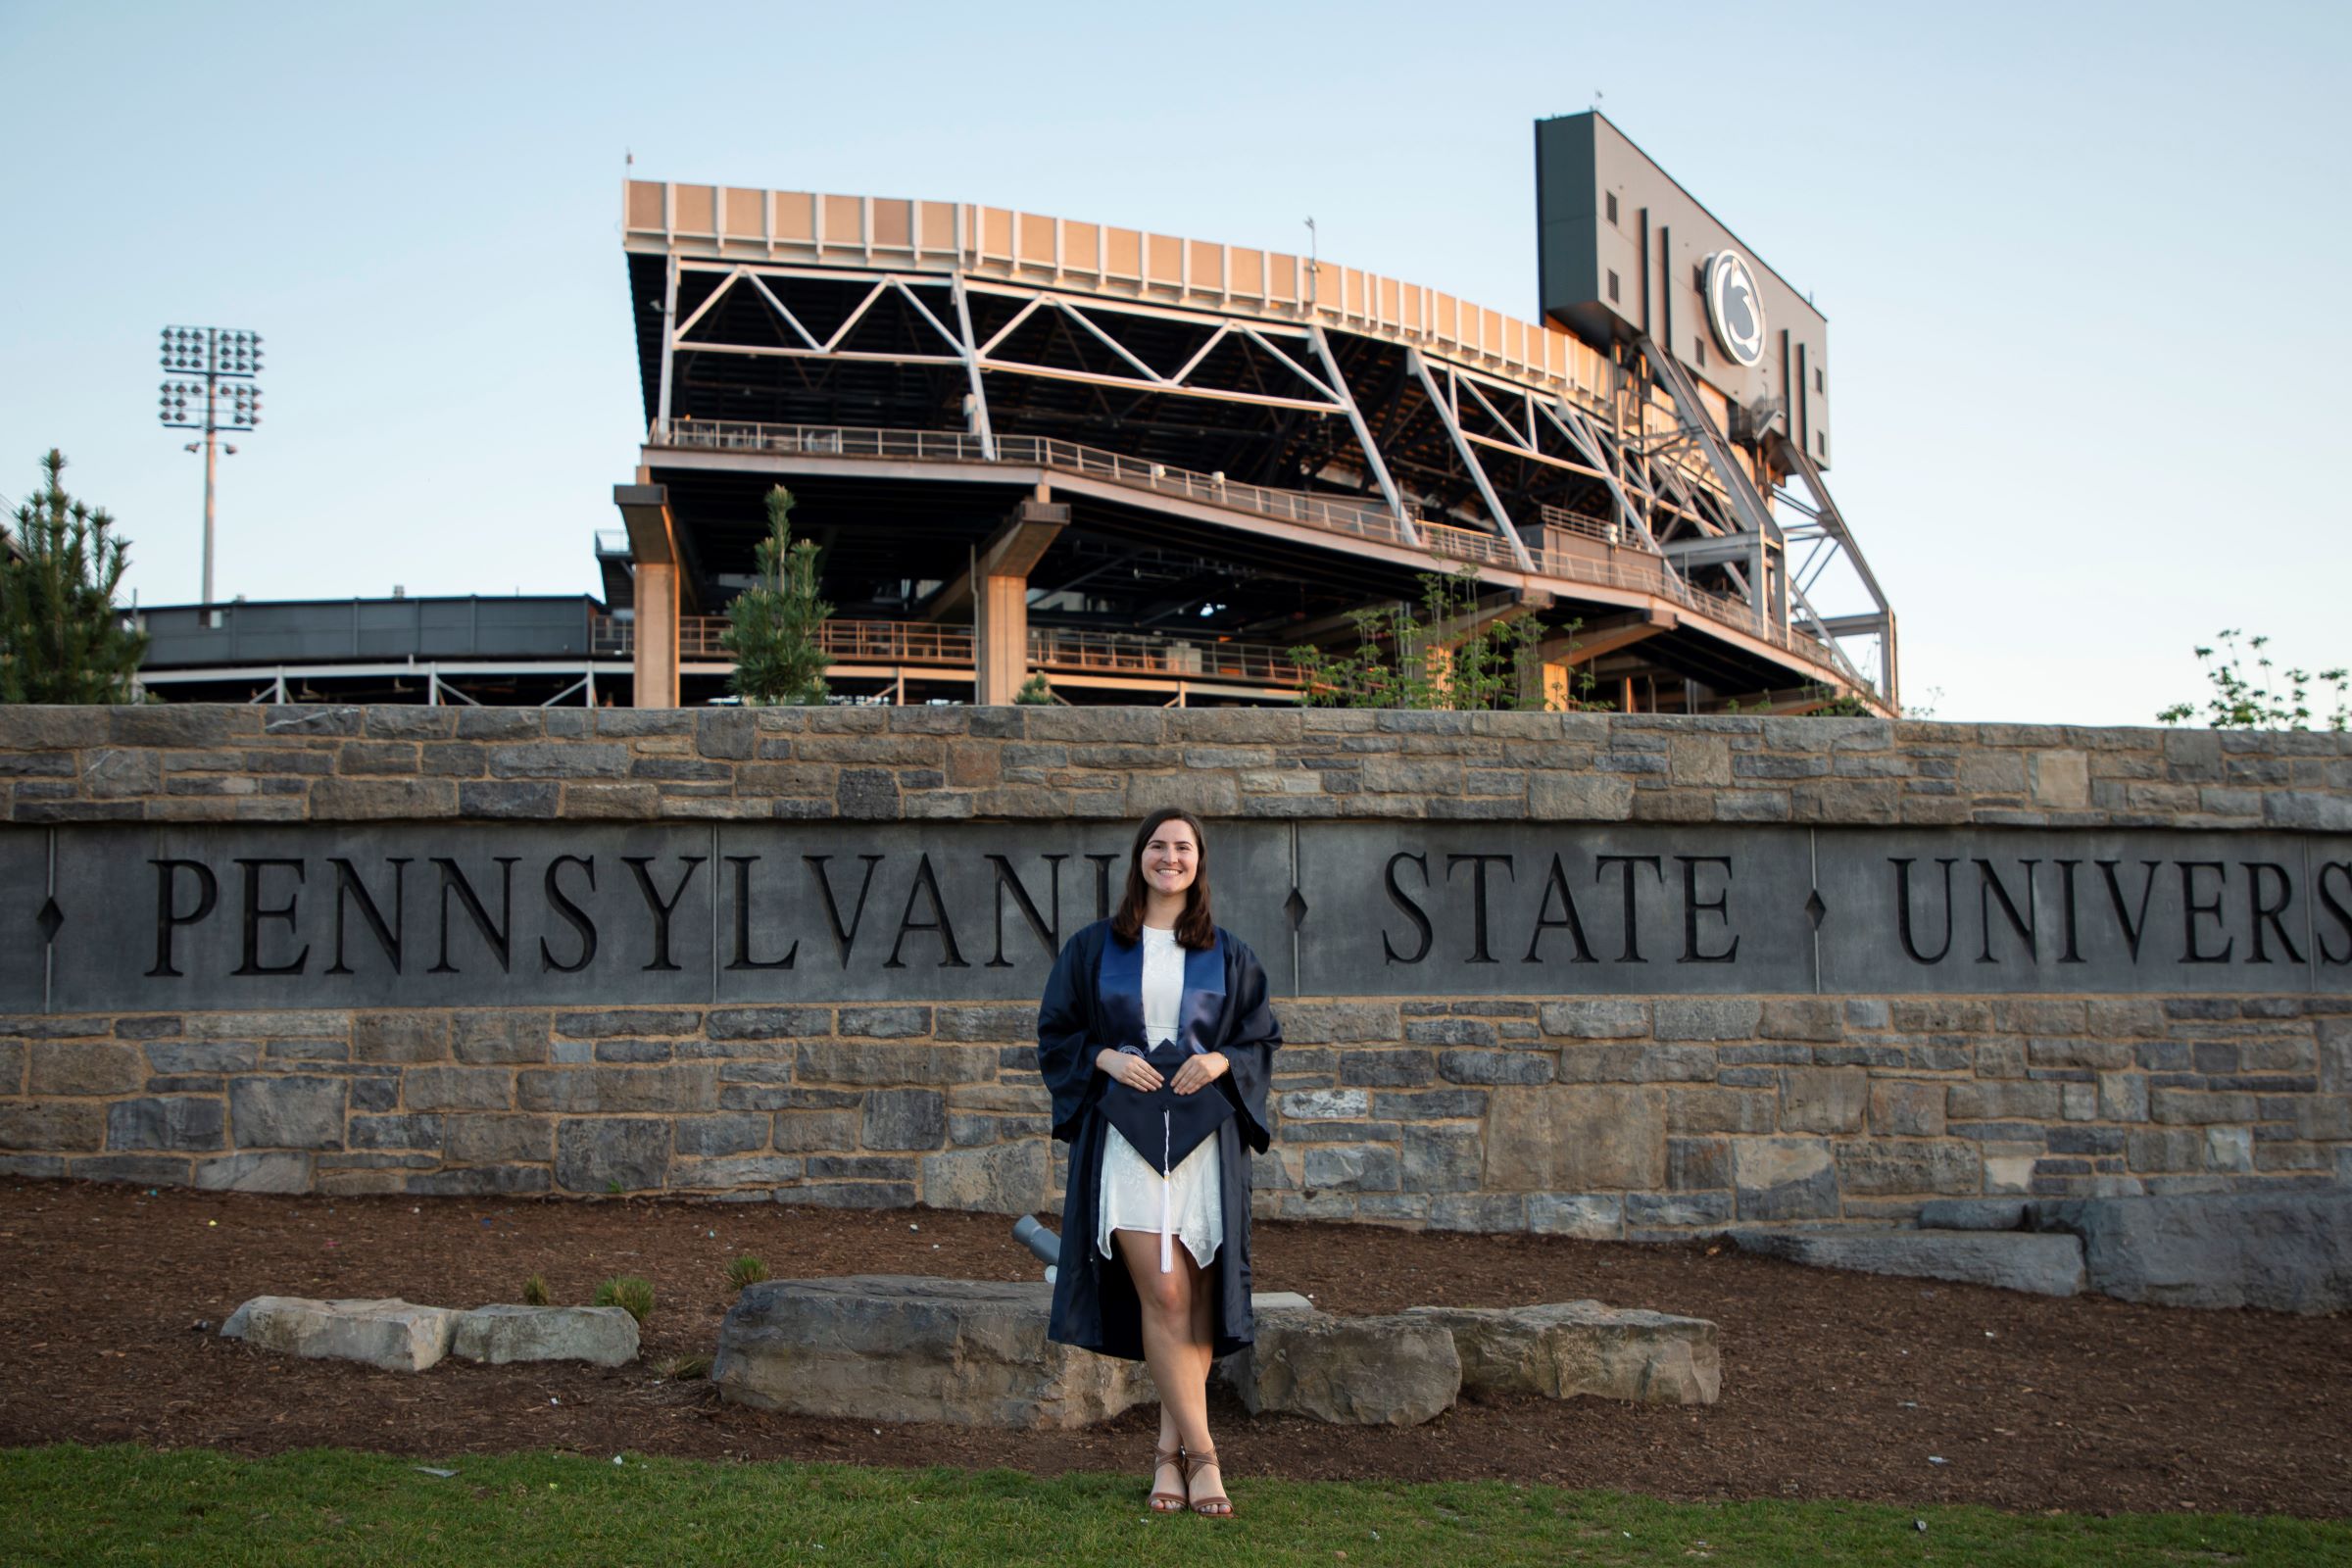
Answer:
1140;820;1200;900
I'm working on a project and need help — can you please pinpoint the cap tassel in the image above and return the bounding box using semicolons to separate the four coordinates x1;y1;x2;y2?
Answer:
1159;1108;1174;1274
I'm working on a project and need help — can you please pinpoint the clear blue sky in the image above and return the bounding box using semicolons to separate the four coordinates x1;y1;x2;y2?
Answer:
4;0;2346;723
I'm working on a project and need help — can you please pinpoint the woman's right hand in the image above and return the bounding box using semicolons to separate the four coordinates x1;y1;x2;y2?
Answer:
1095;1048;1163;1091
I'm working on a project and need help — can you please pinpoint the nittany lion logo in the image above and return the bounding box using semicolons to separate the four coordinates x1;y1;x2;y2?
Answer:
1703;251;1766;368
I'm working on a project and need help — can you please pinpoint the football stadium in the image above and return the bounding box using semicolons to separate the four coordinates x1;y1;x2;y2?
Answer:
135;113;1896;714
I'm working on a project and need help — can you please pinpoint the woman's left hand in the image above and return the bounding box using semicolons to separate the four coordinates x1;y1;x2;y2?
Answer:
1170;1051;1230;1096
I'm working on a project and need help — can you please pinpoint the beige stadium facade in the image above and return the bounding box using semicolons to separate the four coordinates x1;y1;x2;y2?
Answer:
608;115;1895;714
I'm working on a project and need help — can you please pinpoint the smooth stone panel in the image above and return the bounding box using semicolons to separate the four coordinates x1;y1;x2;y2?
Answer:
712;821;1297;1002
49;823;715;1010
0;829;48;1011
1814;827;2352;995
42;821;1296;1012
1295;823;1816;997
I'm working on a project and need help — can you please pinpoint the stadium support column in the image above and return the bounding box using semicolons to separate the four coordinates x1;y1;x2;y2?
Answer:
1532;609;1675;710
613;482;687;708
971;492;1068;706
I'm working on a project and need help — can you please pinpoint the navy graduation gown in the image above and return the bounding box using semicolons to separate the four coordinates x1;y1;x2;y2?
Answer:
1038;917;1281;1362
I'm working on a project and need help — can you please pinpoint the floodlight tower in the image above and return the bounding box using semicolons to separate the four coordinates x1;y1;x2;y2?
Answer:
158;326;263;607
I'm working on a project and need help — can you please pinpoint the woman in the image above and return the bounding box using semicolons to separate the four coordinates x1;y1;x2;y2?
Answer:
1039;807;1281;1518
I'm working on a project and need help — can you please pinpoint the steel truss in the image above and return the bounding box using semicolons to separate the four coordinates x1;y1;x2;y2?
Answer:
645;253;1892;708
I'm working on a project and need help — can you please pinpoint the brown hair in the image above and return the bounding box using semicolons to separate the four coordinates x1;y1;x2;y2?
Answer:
1110;807;1214;950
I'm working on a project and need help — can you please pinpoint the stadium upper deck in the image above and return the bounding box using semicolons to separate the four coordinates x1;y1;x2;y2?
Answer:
610;113;1894;713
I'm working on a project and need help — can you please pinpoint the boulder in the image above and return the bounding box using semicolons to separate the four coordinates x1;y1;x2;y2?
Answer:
220;1297;458;1372
450;1304;639;1366
711;1275;1151;1429
1403;1300;1720;1405
2030;1192;2352;1313
1224;1311;1460;1426
1733;1228;2085;1298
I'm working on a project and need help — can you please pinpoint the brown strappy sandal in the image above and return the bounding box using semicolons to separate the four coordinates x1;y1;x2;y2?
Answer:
1183;1446;1233;1517
1148;1442;1187;1514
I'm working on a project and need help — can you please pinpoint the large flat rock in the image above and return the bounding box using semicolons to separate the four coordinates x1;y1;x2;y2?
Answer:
1403;1300;1720;1405
1734;1229;2086;1298
2030;1192;2352;1313
711;1275;1152;1429
1224;1311;1461;1426
220;1297;459;1372
451;1304;639;1366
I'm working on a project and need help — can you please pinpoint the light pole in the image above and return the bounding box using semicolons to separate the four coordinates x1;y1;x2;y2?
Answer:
159;326;262;607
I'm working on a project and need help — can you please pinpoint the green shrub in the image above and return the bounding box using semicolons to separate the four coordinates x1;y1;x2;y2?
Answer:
520;1273;551;1307
726;1254;769;1292
594;1275;655;1324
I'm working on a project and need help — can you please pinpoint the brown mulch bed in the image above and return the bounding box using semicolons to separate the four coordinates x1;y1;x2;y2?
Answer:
0;1180;2344;1518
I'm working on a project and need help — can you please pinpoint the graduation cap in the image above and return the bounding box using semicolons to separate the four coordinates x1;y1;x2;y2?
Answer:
1099;1041;1237;1273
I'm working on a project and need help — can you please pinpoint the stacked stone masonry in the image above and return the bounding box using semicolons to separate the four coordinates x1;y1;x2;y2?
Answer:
1;703;2345;831
1;993;2345;1229
1;706;2347;1233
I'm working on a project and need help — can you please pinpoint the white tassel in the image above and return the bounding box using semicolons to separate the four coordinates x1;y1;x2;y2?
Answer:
1159;1108;1174;1273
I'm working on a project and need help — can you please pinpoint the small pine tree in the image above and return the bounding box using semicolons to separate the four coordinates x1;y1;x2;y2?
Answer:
0;450;147;704
721;485;830;706
1013;672;1054;705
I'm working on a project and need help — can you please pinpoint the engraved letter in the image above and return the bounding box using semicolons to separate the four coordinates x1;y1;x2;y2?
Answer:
724;855;794;972
1678;855;1739;964
541;855;599;974
1446;853;1515;965
2180;861;2232;964
1975;859;2038;965
328;858;408;976
148;858;219;978
430;857;519;974
2318;862;2352;965
1089;853;1122;920
2097;860;2160;962
1592;855;1663;963
805;854;884;967
986;853;1065;968
2244;860;2304;965
886;852;969;968
2056;859;2084;964
232;858;310;976
1891;857;1956;965
624;855;708;973
1383;852;1434;965
1522;854;1596;965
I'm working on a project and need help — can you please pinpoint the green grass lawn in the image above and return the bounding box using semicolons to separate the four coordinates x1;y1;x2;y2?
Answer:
3;1445;2342;1567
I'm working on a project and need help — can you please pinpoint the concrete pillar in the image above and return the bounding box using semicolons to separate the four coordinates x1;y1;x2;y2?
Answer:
612;482;690;710
633;559;680;709
974;571;1030;706
963;497;1067;707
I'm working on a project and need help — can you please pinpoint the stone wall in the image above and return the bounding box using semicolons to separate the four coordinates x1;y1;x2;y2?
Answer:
2;705;2347;1233
2;991;2344;1231
2;701;2347;831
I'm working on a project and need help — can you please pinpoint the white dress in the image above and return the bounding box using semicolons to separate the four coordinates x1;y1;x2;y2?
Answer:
1097;924;1226;1270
